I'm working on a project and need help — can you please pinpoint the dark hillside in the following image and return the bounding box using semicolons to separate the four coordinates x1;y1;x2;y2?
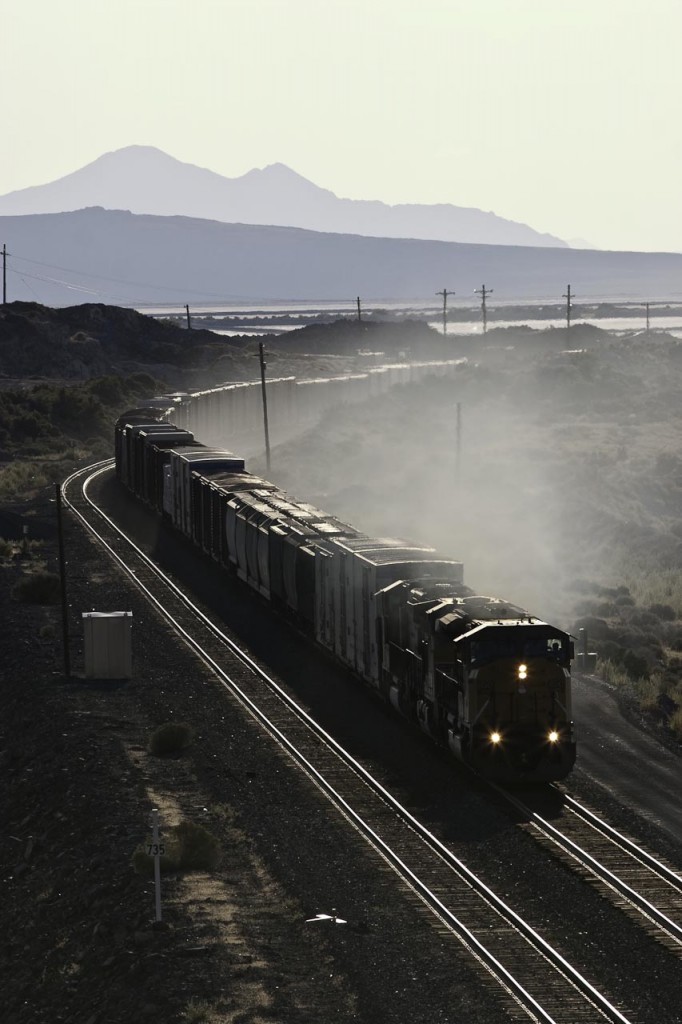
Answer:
0;302;248;383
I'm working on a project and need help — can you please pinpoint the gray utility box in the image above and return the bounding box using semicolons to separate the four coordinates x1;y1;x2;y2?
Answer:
83;611;133;679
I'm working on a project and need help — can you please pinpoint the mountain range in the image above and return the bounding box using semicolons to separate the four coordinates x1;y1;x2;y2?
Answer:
0;146;569;249
1;206;679;308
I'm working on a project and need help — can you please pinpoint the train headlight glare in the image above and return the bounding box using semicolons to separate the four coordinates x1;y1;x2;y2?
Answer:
518;663;528;680
548;730;559;743
490;731;502;745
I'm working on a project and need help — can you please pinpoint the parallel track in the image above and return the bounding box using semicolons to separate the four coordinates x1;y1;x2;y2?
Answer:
63;460;642;1024
488;783;682;953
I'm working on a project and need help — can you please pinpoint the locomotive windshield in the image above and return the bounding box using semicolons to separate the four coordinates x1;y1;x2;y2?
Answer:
468;628;569;666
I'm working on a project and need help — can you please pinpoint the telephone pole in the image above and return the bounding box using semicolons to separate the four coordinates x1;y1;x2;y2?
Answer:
258;342;271;474
185;304;191;330
436;288;455;336
55;483;71;679
356;296;362;322
645;301;650;332
563;285;573;329
474;284;493;333
2;243;6;305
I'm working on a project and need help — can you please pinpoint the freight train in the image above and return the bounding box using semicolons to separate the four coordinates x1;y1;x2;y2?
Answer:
115;405;577;782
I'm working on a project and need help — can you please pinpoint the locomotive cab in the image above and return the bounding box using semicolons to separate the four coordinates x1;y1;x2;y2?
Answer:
450;620;577;780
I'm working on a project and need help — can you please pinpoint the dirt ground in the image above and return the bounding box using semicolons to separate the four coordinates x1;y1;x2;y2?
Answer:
1;496;511;1024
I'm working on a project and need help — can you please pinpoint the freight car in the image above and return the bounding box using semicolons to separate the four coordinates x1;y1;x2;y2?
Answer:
115;410;576;782
166;361;467;451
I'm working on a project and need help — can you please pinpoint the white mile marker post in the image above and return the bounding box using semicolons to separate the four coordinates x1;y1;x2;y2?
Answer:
149;808;164;923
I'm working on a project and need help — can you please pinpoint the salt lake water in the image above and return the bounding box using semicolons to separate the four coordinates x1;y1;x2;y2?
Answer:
138;300;682;339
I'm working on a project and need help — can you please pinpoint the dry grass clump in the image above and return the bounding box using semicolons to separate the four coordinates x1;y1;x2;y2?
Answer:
625;570;682;619
598;658;682;736
0;536;44;560
149;721;195;756
183;999;213;1023
132;819;222;875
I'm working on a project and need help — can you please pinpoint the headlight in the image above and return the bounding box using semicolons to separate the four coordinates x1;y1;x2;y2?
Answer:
518;663;528;680
490;731;502;745
548;730;559;743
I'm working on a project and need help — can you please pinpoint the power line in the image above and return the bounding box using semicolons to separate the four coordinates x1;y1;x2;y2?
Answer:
8;266;110;296
8;251;259;302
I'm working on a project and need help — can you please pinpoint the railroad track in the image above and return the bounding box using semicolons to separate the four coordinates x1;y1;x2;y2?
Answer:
488;782;682;953
63;460;644;1024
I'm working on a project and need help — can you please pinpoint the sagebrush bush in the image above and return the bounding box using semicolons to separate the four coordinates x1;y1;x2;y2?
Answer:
149;721;195;756
172;820;222;871
132;819;221;875
183;999;213;1023
11;571;61;605
648;603;677;621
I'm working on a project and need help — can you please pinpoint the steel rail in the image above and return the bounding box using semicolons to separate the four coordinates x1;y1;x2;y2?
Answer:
560;791;682;888
62;461;632;1024
487;785;682;947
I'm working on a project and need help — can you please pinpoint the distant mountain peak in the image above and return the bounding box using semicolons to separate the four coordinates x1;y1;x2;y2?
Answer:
0;146;569;248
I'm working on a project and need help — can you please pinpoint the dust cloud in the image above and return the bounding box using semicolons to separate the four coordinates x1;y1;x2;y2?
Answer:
251;326;682;630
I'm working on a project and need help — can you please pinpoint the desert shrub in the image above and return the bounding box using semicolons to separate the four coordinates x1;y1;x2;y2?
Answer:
670;707;682;740
132;819;221;875
659;623;682;651
573;599;619;618
636;677;662;712
184;1000;213;1023
0;537;12;557
598;659;629;688
595;639;625;664
9;410;56;442
572;616;613;641
664;657;682;683
39;623;56;639
172;820;222;871
624;609;664;631
626;570;682;617
622;648;651;680
648;603;677;621
149;721;195;756
612;623;658;648
88;376;126;405
0;460;50;500
12;571;61;605
127;372;159;394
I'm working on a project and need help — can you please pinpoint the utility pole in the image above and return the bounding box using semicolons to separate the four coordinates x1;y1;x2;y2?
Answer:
563;285;573;329
474;285;492;333
55;483;71;679
436;288;455;336
2;243;6;305
646;301;650;332
258;342;271;474
185;304;191;330
356;296;362;322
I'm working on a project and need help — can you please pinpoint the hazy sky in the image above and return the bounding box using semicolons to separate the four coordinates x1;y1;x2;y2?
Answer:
3;0;681;252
